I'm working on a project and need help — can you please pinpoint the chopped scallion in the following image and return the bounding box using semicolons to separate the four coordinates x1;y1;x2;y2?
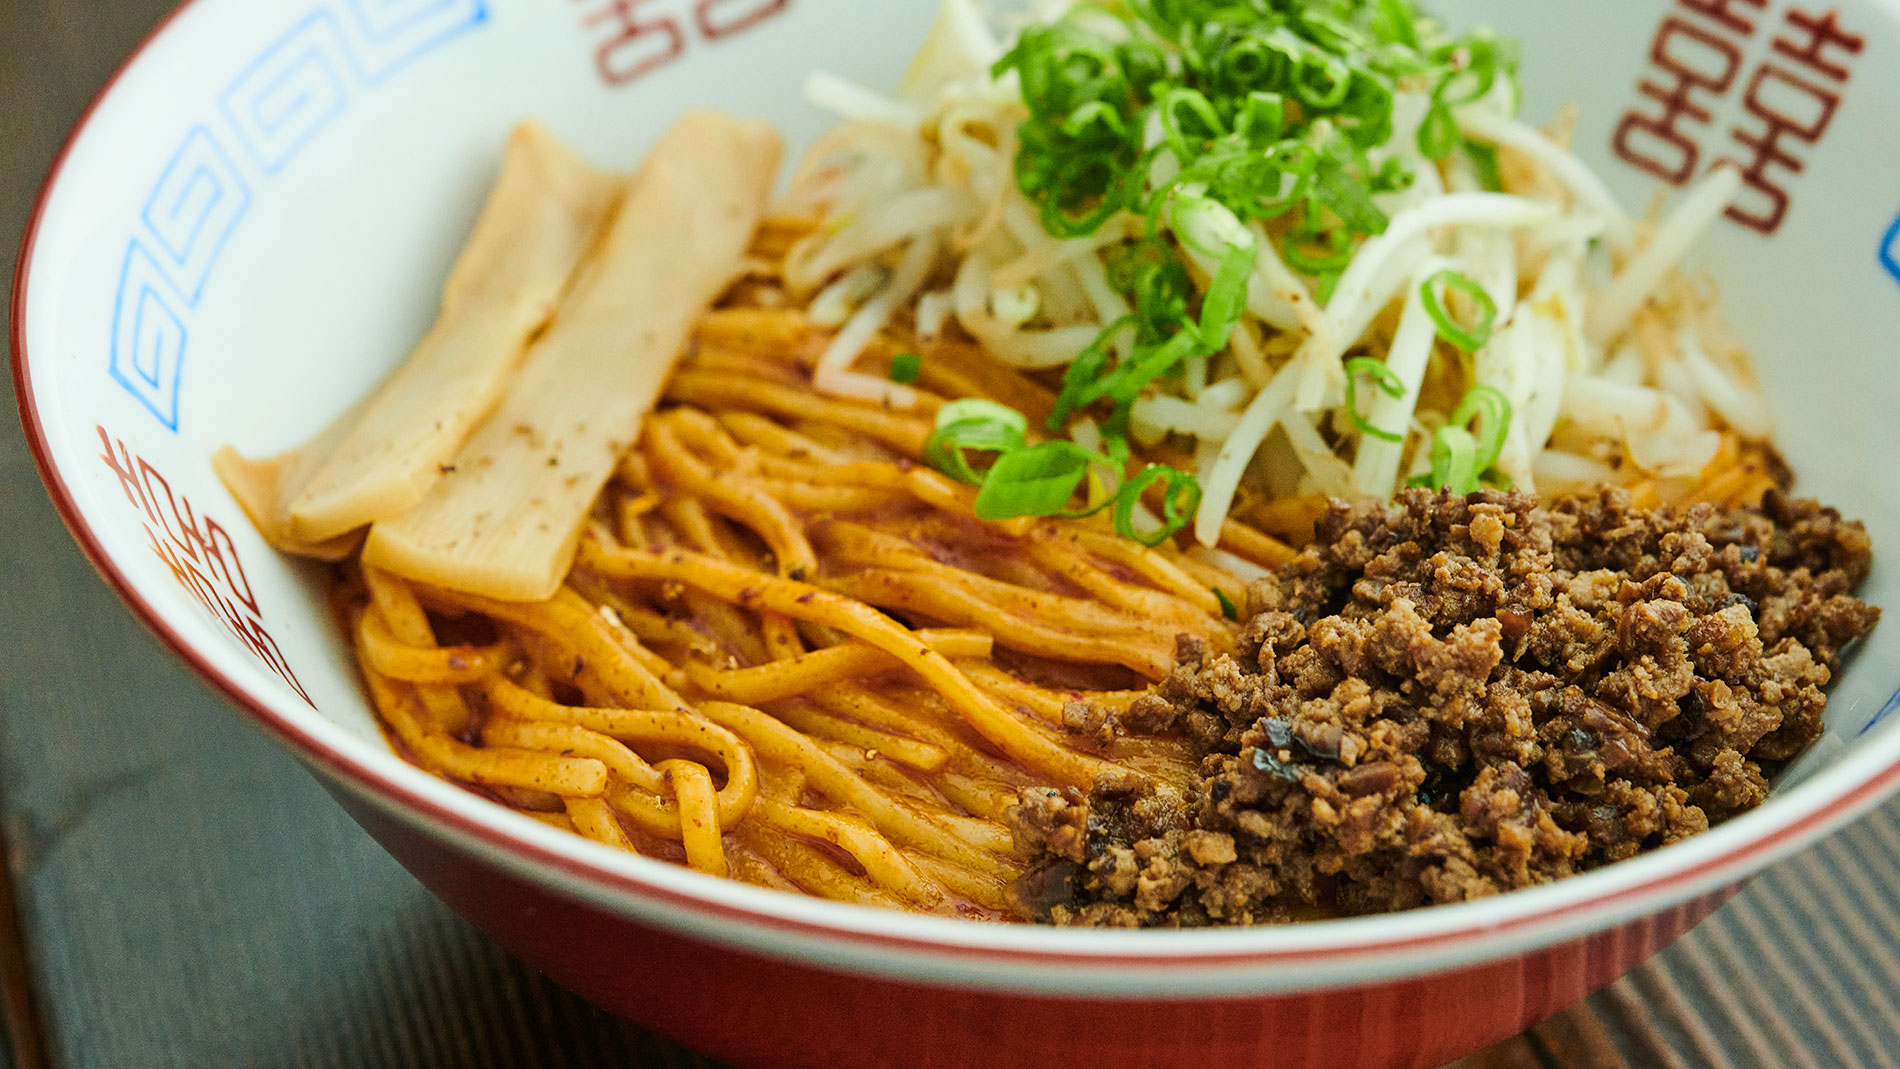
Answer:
1344;356;1406;443
888;352;922;384
1421;269;1498;352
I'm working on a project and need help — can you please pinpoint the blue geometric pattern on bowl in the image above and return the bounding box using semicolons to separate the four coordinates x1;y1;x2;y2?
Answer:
110;0;489;431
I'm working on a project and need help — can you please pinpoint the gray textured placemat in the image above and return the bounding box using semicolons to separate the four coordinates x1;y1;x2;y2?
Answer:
3;4;1897;1068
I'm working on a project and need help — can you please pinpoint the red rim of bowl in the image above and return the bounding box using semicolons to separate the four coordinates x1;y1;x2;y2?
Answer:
14;0;1900;978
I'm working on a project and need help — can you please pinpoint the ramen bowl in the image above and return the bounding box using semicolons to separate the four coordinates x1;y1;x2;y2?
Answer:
15;1;1900;1066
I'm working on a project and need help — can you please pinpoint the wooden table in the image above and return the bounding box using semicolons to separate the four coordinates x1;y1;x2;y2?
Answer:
4;4;1898;1066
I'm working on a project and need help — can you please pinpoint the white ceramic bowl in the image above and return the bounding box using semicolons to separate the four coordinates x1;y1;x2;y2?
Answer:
16;2;1900;1065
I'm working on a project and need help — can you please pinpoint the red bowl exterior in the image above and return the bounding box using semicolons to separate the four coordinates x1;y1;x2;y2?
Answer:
332;785;1734;1069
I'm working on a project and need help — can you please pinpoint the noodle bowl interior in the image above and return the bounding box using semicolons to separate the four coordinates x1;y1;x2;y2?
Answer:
219;1;1877;925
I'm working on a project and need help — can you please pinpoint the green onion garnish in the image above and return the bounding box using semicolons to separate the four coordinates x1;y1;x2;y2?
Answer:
1214;587;1240;621
1377;0;1422;50
1344;356;1406;443
1464;141;1504;192
1412;385;1514;495
1448;384;1514;472
984;0;1524;502
1421;269;1498;352
973;440;1108;522
1116;464;1202;547
926;397;1203;545
1428;424;1481;495
924;399;1027;485
889;352;922;384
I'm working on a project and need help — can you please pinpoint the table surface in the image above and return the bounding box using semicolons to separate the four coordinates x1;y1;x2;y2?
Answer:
5;4;1900;1067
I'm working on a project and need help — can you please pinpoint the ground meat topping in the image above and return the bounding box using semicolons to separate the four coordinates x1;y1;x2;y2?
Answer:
1009;488;1878;927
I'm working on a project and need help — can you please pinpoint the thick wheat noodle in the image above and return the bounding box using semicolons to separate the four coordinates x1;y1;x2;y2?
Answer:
657;486;810;664
1217;518;1299;568
760;480;909;513
647;416;818;576
483;677;760;828
484;717;726;850
1052;525;1224;616
694;306;815;354
663;406;751;466
1018;536;1212;629
645;498;785;667
659;760;728;877
356;609;511;685
588;608;682;682
485;715;665;791
752;798;945;908
359;647;609;796
749;452;916;486
1246;493;1332;542
715;411;858;465
667;370;934;455
941;771;1023;820
765;701;951;772
569;579;718;656
682;346;809;385
955;661;1131;727
426;585;687;709
735;823;905;909
580;538;1130;788
817;535;1155;645
691;700;1017;874
812;687;1037;800
1174;550;1255;594
818;570;1174;679
519;810;577;832
722;437;1003;526
361;567;478;734
815;520;1170;640
591;780;701;840
905;851;1013;913
683;629;991;703
809;685;1006;767
564;797;637;850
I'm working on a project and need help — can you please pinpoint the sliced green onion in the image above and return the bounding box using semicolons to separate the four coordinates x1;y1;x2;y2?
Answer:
1376;0;1421;49
1282;214;1355;275
1416;102;1460;160
1316;271;1342;304
1161;88;1226;162
1294;52;1354;109
1214;587;1240;621
1421;269;1498;352
1449;384;1514;472
1464;141;1504;192
1197;239;1255;350
925;399;1028;485
1344;356;1406;443
973;440;1109;521
1048;319;1127;430
1115;464;1201;547
888;352;922;385
1428;425;1482;495
1235;91;1288;145
1312;156;1390;236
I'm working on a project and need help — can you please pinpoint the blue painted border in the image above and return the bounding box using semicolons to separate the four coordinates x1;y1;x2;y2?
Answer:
139;125;252;305
108;242;189;431
113;1;492;430
342;0;490;84
218;10;354;175
1880;209;1900;287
